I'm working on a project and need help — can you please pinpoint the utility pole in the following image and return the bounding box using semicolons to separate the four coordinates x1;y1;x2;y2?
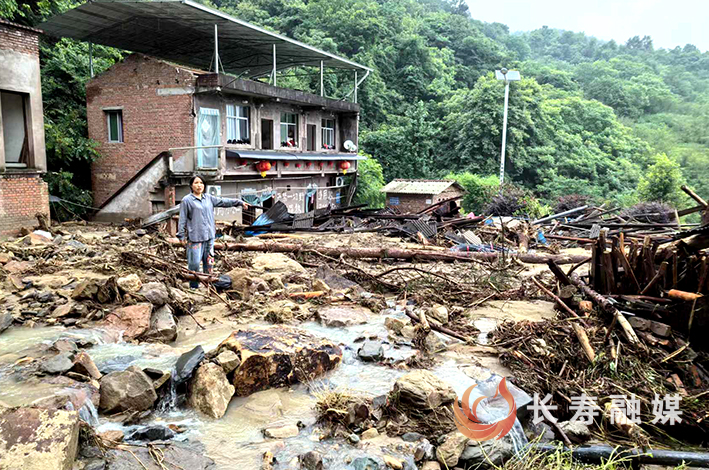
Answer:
495;69;520;186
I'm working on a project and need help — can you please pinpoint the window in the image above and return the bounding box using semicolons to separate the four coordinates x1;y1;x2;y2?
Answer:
226;104;250;144
106;110;123;143
280;113;298;147
389;196;400;206
322;118;335;149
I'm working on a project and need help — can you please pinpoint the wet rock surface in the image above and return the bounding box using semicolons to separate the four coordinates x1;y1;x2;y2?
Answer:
358;340;384;362
99;365;158;413
393;370;456;410
317;304;371;327
143;304;177;342
174;345;205;385
103;304;152;340
188;362;235;419
125;425;175;442
215;325;342;396
0;407;81;470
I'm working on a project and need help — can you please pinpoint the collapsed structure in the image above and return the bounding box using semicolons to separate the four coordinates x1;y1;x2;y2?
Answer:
41;0;371;224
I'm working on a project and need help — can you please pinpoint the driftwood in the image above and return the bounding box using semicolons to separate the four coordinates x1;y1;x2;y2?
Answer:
573;323;596;362
404;310;469;343
530;277;585;325
167;238;590;265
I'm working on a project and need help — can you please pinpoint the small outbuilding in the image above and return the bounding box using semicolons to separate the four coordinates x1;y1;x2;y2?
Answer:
380;179;465;213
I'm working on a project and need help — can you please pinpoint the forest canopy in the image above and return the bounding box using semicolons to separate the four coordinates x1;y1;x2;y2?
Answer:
3;0;708;215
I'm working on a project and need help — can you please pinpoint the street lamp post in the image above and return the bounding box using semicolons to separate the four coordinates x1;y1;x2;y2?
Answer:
495;69;521;186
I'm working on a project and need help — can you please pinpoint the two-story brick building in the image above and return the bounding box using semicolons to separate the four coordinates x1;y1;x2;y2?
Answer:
0;20;50;236
42;0;370;224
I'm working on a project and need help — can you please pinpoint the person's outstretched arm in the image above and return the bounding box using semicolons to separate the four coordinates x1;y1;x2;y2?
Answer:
210;194;248;209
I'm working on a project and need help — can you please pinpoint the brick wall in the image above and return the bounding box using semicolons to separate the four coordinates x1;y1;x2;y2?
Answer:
0;173;49;236
0;22;40;56
86;54;196;206
386;193;433;213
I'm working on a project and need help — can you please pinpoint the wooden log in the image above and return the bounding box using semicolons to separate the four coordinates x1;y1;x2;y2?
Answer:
640;261;668;295
531;277;585;324
614;245;641;292
547;260;573;286
681;185;708;208
289;291;327;299
573;323;596;362
167;238;590;265
667;289;703;301
404;310;471;343
569;273;639;345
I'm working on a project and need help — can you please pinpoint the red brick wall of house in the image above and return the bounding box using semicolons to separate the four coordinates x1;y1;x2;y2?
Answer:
86;54;197;206
386;193;434;213
0;21;40;56
0;173;49;236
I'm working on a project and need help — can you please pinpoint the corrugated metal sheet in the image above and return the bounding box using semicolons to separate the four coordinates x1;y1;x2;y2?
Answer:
40;0;371;79
227;150;366;161
380;179;461;195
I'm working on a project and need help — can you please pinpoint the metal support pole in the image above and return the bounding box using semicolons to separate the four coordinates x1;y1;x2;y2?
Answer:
320;61;324;97
499;79;510;186
354;71;358;104
89;43;94;78
272;44;277;87
213;24;220;73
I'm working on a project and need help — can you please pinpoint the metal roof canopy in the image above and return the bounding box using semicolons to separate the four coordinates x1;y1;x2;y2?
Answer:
40;0;372;79
380;179;465;195
227;150;366;161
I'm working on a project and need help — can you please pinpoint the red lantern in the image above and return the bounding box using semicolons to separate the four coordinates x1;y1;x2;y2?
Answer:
256;161;272;177
339;161;351;174
284;162;290;167
306;161;312;167
240;160;247;166
328;161;333;167
296;163;301;168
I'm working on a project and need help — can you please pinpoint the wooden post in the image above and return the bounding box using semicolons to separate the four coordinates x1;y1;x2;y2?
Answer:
164;185;177;236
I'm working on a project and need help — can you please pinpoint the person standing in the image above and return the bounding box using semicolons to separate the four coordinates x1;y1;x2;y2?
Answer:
177;175;249;288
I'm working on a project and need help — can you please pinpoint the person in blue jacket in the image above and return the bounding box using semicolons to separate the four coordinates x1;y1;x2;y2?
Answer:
177;175;249;288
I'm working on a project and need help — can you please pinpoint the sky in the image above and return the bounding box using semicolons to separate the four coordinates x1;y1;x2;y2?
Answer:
466;0;709;52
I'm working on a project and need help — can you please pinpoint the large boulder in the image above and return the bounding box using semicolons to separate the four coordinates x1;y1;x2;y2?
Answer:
138;282;170;306
174;346;205;385
251;253;306;275
393;370;456;410
117;274;142;294
41;352;74;375
105;442;215;470
436;432;469;468
103;303;153;340
214;326;342;396
459;438;515;467
143;305;177;342
99;366;158;413
0;407;81;470
72;278;100;300
187;363;235;419
70;352;102;380
317;305;371;327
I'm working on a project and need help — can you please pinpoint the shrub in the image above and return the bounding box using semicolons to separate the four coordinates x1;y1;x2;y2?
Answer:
621;201;676;224
446;172;499;214
353;154;386;208
44;171;94;222
554;194;593;213
484;184;549;219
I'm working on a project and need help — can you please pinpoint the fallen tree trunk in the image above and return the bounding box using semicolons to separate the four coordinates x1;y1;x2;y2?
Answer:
405;310;469;343
166;238;590;265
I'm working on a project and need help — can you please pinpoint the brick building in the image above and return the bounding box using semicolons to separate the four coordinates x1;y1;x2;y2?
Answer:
0;20;49;236
42;0;371;224
381;179;466;213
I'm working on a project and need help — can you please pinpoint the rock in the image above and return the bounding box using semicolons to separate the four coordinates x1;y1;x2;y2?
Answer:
263;300;308;323
105;443;215;470
421;462;441;470
352;457;380;470
117;274;142;294
252;253;306;275
3;260;32;274
174;346;205;385
71;352;102;380
138;282;170;306
36;291;55;303
264;424;299;439
415;439;435;461
83;460;106;470
98;430;124;443
188;363;235;419
99;365;158;413
315;265;363;293
428;305;449;324
385;317;406;335
0;407;81;470
226;268;251;299
41;352;75;375
436;432;469;468
525;419;555;443
401;325;416;339
72;278;100;300
361;427;379;440
301;450;324;470
382;456;403;470
358;340;384;362
423;331;447;352
0;312;12;334
347;433;361;444
52;339;78;353
215;326;342;396
149;370;171;390
103;303;152;340
51;302;75;318
144;304;177;342
393;370;456;410
312;278;331;293
401;432;424;442
214;350;241;374
317;304;371;327
0;252;13;264
125;425;175;442
558;420;591;443
459;439;514;467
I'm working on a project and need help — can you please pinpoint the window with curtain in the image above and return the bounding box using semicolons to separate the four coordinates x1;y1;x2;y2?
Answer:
280;113;298;147
197;107;220;169
106;110;123;143
321;118;335;149
226;104;250;144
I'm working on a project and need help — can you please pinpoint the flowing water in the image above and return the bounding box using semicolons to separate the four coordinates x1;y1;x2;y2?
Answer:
0;310;529;469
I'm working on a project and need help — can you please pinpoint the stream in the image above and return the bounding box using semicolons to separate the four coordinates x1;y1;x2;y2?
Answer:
0;307;529;469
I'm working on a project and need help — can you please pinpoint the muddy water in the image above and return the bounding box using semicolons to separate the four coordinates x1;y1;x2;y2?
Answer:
0;309;528;469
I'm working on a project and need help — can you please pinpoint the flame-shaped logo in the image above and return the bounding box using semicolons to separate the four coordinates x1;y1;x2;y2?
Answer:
452;378;517;441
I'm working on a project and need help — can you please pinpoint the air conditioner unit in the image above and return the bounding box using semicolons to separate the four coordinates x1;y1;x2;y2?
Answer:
206;185;221;197
335;177;345;187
